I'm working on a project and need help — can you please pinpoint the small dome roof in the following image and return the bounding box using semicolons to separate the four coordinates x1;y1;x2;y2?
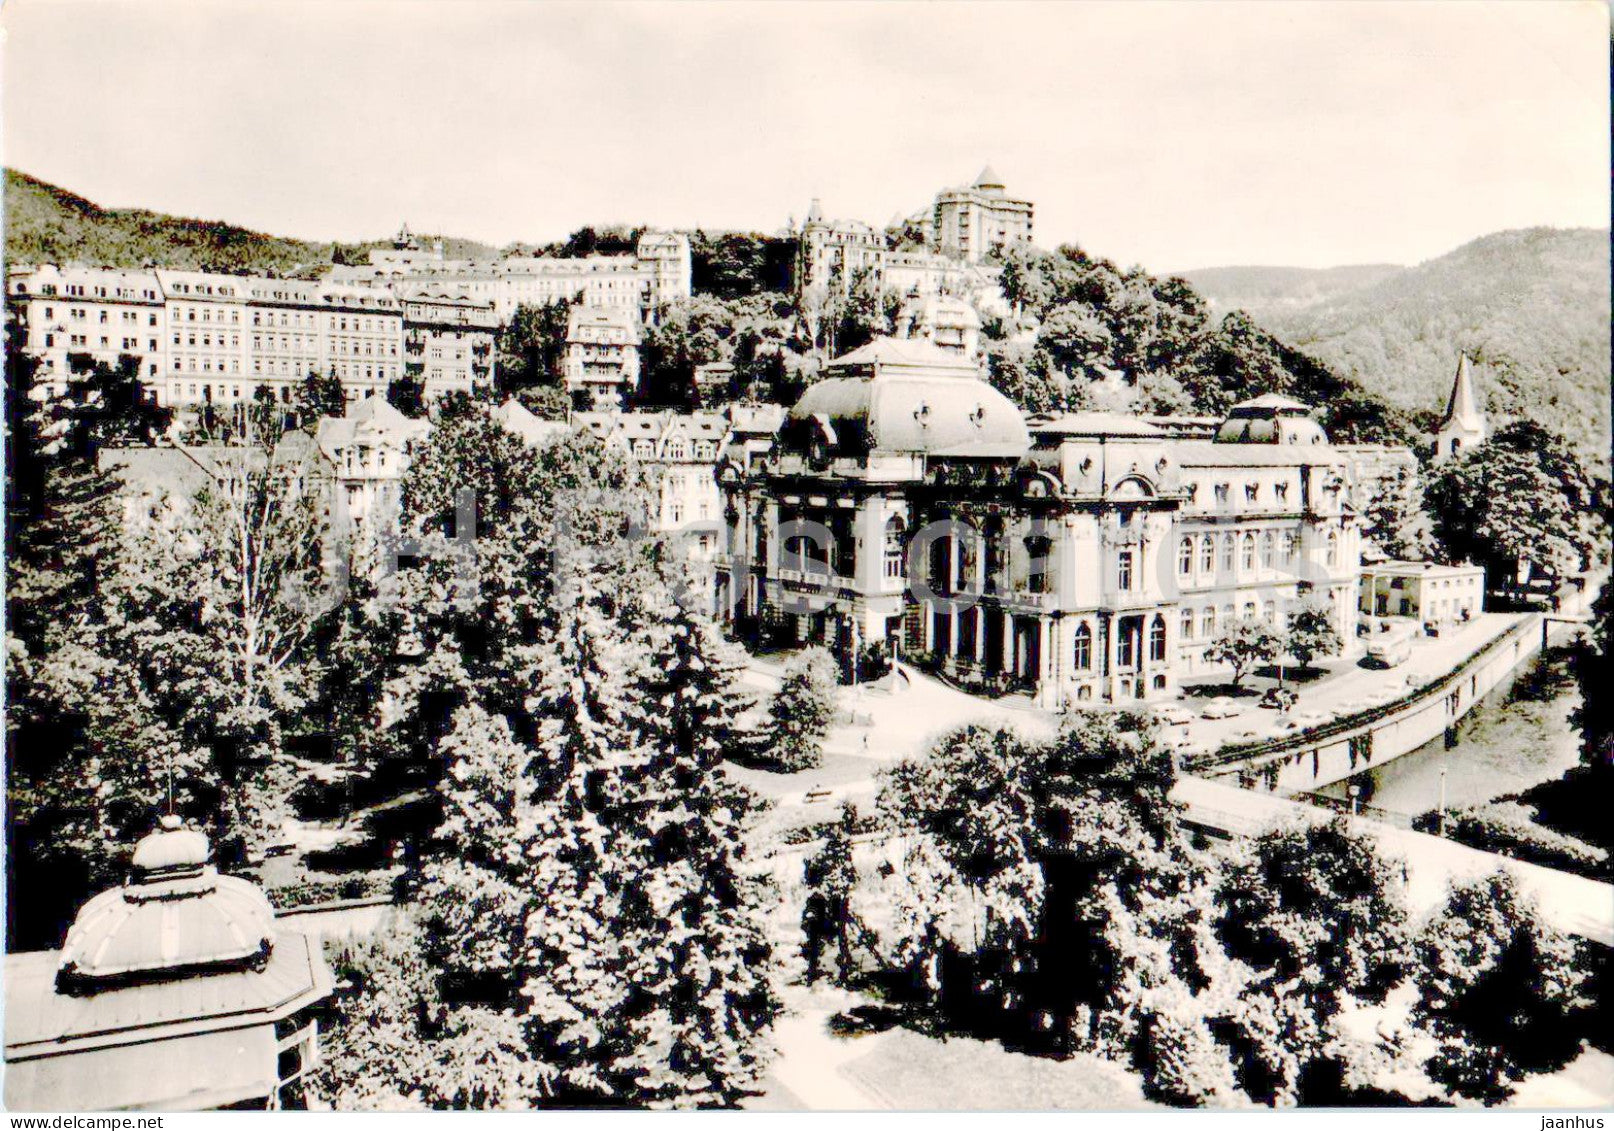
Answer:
781;338;1029;460
1215;393;1328;445
56;820;276;992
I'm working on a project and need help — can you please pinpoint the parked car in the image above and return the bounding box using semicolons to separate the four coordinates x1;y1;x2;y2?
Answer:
1290;710;1332;730
1202;696;1240;719
1259;686;1300;711
1153;704;1195;727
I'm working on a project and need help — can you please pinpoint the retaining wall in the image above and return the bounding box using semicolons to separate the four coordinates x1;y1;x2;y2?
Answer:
1189;614;1545;794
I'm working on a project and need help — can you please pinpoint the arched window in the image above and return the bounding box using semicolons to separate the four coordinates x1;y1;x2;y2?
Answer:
1073;623;1092;670
1261;531;1275;569
1202;606;1216;638
1181;609;1195;640
1178;537;1194;576
1283;531;1297;560
1241;532;1257;571
1149;616;1168;663
1199;535;1215;574
1263;599;1276;623
1221;533;1235;572
883;515;906;580
1326;530;1339;569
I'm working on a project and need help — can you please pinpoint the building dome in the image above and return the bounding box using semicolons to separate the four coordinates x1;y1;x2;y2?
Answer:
780;337;1029;460
1215;392;1328;446
56;817;276;993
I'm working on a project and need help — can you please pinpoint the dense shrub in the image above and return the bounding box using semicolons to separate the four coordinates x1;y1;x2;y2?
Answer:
1418;801;1608;879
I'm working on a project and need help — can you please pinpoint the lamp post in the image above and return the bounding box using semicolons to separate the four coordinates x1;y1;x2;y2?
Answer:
1348;783;1361;819
1438;762;1448;837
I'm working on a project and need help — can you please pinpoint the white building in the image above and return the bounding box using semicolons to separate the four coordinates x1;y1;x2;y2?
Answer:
397;285;499;397
715;339;1364;708
315;395;430;539
931;166;1035;264
564;305;643;410
5;264;166;399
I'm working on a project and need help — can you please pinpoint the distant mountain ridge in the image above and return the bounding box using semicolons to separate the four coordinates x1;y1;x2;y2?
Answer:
1182;263;1405;316
1187;228;1611;461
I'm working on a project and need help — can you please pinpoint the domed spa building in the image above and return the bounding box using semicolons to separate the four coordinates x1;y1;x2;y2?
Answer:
715;337;1363;709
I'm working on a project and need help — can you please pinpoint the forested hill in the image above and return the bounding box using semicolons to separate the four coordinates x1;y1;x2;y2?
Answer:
1182;263;1404;317
2;169;497;276
1188;228;1611;460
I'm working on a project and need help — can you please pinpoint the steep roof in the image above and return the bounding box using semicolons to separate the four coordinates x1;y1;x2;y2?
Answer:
974;165;1004;189
1439;353;1485;428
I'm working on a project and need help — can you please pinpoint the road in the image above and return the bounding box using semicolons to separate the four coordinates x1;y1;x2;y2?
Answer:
1174;774;1614;945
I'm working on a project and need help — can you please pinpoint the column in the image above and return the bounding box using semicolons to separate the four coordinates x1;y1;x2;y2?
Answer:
949;535;962;659
1105;614;1119;702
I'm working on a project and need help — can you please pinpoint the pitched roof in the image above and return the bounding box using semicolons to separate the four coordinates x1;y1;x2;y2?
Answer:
974;165;1003;189
1440;353;1484;427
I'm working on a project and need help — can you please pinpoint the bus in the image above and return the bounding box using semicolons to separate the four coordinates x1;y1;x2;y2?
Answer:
1364;620;1417;668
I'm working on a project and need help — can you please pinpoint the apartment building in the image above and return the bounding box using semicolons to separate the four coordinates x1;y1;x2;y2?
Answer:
564;305;643;410
397;285;498;396
5;265;166;399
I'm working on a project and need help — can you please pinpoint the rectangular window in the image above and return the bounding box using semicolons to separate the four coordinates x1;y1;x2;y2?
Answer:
1116;550;1134;592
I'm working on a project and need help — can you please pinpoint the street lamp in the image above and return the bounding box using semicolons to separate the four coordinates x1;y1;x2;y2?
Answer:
1348;783;1361;818
1438;762;1448;837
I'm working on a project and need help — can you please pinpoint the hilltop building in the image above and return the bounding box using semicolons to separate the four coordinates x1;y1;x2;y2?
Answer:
1432;353;1487;461
331;229;692;324
3;818;333;1110
931;166;1035;263
713;338;1364;708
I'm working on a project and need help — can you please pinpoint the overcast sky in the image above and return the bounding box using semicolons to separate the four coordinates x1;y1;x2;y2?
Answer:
2;1;1607;272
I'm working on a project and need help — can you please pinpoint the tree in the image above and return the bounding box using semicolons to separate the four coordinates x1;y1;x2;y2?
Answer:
515;383;570;420
1202;616;1280;687
388;373;428;419
296;370;348;425
1425;421;1607;590
768;647;838;770
874;713;1235;1102
16;402;338;914
1213;818;1411;1105
498;299;574;392
1283;599;1343;672
57;352;174;451
329;413;780;1107
312;917;547;1110
802;805;859;985
1413;870;1589;1104
1358;463;1435;561
1571;579;1613;774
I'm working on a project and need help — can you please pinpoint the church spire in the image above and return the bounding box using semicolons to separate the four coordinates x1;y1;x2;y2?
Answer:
1433;352;1487;460
1441;352;1482;427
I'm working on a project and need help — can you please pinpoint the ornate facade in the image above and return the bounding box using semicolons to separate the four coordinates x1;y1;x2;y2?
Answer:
715;338;1364;709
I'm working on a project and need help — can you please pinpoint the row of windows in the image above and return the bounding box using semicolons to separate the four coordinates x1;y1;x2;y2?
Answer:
1179;600;1281;642
1069;617;1170;671
1177;530;1340;575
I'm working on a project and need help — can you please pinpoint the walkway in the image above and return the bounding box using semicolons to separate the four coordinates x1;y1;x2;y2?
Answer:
1174;775;1614;946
